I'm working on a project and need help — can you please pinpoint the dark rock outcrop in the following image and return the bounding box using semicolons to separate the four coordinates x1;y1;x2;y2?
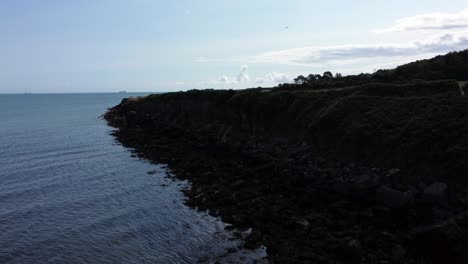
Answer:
376;186;413;209
423;182;448;203
104;85;468;263
409;219;466;262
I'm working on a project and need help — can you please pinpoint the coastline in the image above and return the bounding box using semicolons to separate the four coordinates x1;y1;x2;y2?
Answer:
104;84;468;263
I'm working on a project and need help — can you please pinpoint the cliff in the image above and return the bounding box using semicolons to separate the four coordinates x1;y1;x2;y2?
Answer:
105;80;468;263
106;80;468;185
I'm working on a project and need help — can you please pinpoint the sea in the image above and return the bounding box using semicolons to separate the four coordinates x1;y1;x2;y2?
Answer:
0;93;266;264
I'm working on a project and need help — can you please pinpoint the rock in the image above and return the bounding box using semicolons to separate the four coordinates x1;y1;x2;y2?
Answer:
333;181;353;196
244;230;263;250
293;217;310;230
454;211;468;228
391;245;406;263
231;179;246;189
332;177;379;203
385;168;401;181
359;208;374;219
409;219;464;263
356;174;382;188
376;186;413;209
373;205;392;216
417;182;426;191
423;182;448;203
341;239;363;264
432;207;452;222
460;195;468;207
231;214;249;225
387;168;401;176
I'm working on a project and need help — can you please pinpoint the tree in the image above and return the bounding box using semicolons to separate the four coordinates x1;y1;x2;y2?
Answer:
294;75;307;85
307;74;316;82
323;71;333;79
335;73;342;78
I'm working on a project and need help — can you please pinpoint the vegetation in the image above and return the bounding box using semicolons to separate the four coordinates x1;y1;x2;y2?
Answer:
278;49;468;91
112;79;466;185
110;50;468;184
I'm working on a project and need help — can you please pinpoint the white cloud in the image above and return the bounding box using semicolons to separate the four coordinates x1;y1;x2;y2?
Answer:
190;31;468;91
251;32;468;66
215;64;250;84
194;14;468;88
202;65;250;86
376;9;468;33
254;77;266;84
219;75;229;83
203;67;292;87
266;72;292;83
219;75;237;84
236;64;250;83
254;72;292;84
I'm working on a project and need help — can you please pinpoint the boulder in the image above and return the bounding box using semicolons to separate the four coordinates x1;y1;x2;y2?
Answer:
432;207;452;222
385;168;402;184
231;214;250;225
332;177;380;203
409;219;464;263
339;239;363;264
386;168;401;177
423;182;448;203
376;186;413;209
293;217;310;230
391;244;406;263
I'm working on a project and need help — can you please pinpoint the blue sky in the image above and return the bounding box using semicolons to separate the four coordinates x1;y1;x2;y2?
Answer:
1;0;468;93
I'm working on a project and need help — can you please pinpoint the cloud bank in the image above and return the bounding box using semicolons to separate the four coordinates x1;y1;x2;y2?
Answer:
376;9;468;33
200;65;291;87
217;65;251;84
254;72;292;84
252;32;468;66
194;9;468;89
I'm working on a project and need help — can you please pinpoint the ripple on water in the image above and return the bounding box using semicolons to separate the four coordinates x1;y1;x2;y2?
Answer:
0;94;267;264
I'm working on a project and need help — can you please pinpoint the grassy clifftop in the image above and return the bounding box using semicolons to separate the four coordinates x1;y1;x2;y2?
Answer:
107;80;468;186
276;49;468;91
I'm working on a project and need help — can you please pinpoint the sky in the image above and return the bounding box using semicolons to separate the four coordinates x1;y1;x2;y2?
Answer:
1;0;468;93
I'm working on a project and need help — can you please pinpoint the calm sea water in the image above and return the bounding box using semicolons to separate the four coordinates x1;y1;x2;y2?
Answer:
0;93;265;264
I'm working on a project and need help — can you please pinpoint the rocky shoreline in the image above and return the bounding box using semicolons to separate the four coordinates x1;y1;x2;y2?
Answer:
104;87;468;263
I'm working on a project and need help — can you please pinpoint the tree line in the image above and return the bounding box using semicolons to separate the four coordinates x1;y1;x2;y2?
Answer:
276;49;468;91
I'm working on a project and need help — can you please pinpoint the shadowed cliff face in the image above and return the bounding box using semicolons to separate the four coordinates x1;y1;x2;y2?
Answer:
106;81;468;186
104;82;468;263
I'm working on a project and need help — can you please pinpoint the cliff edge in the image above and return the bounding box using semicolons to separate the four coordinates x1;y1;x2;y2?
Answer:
105;80;468;263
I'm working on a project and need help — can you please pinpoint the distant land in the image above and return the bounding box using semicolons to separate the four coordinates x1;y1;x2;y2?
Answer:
105;50;468;264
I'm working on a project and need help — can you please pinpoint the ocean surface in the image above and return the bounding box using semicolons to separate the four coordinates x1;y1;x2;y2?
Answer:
0;93;265;264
